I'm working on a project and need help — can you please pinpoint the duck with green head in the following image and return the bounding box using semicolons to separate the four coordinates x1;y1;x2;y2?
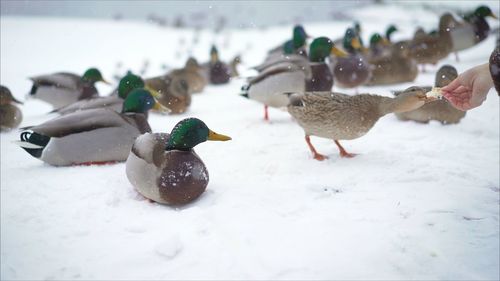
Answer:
268;25;310;59
126;117;231;205
53;71;161;115
332;28;372;92
29;67;110;108
0;85;23;131
441;6;497;62
241;37;347;121
17;89;166;166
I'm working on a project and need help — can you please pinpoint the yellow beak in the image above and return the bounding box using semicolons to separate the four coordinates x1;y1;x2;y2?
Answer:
331;46;349;58
489;12;498;19
145;85;162;99
351;37;362;49
208;130;232;141
152;100;170;113
101;79;112;85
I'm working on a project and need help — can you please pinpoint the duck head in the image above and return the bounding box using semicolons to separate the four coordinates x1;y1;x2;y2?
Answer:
122;88;168;114
0;85;23;105
292;25;308;48
82;68;110;84
165;118;231;151
343;28;363;53
474;5;497;19
385;25;398;41
392;86;434;113
435;65;458;87
369;33;390;49
309;37;348;62
210;45;219;64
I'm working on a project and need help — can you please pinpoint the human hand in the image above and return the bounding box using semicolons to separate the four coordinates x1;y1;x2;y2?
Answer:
441;63;494;111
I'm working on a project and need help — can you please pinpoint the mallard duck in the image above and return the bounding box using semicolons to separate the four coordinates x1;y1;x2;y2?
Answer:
28;68;109;108
207;45;231;85
394;65;466;124
145;75;190;114
52;71;153;115
367;25;398;60
17;89;166;166
333;28;371;92
366;42;418;86
408;14;453;70
168;57;207;94
126;117;231;205
287;87;435;160
441;6;497;61
241;37;348;120
267;25;309;60
0;85;23;131
367;33;391;60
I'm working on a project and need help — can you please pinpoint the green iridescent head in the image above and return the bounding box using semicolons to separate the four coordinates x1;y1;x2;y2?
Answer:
292;25;308;49
309;37;347;62
82;68;107;84
369;33;383;47
343;28;362;53
117;72;145;99
386;25;398;41
283;40;295;54
121;88;156;114
165;118;231;151
475;5;497;18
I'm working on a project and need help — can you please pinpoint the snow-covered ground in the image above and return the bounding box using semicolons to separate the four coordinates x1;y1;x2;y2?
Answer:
1;2;499;280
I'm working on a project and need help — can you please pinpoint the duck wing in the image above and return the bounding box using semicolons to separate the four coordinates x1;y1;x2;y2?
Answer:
26;108;133;138
29;72;81;90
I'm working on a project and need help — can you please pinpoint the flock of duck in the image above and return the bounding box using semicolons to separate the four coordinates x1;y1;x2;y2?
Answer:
0;5;497;205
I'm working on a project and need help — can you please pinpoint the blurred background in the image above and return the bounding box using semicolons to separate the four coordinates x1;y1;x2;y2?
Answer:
2;0;497;29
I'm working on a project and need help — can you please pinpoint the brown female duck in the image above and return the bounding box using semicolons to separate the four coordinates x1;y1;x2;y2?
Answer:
287;87;435;160
395;65;466;124
0;85;23;131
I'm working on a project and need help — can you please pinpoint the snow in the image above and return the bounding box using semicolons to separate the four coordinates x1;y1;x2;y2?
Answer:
1;2;499;280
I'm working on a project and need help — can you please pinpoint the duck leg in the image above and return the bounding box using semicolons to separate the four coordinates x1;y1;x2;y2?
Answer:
305;135;328;161
334;140;356;158
264;105;269;121
454;52;460;62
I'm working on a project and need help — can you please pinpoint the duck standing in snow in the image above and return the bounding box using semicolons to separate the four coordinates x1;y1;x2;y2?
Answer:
394;65;465;124
287;87;437;161
17;89;167;166
408;14;453;71
0;85;23;131
28;68;109;108
126;118;231;205
241;37;348;121
333;28;372;92
440;6;497;61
